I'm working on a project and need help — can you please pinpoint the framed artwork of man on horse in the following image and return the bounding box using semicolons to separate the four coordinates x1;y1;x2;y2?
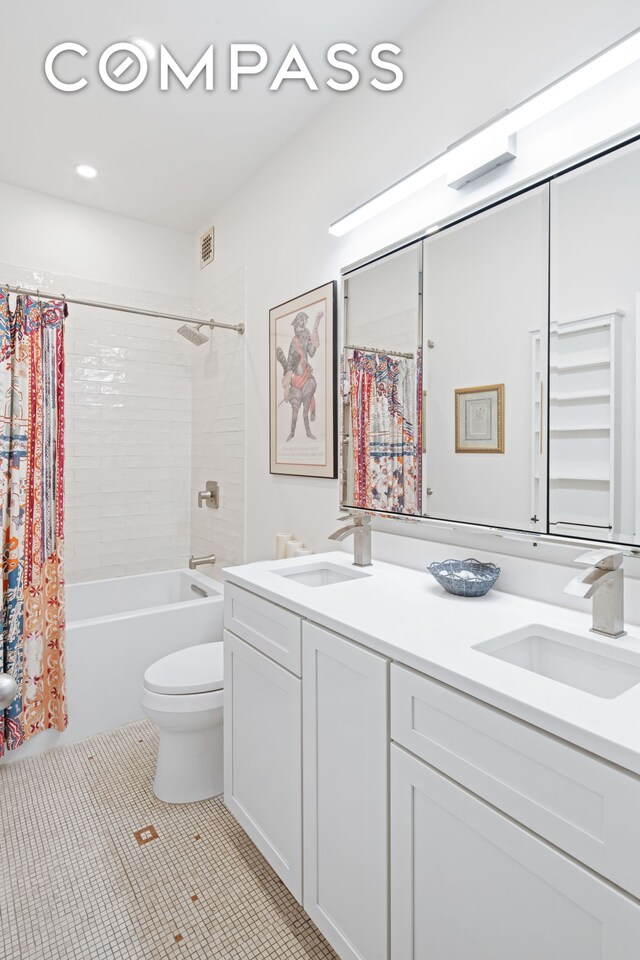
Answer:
269;280;337;478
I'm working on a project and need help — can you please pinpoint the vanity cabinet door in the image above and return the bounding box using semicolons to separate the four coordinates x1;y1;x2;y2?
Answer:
302;622;389;960
224;583;302;675
223;630;302;902
391;665;640;897
391;744;640;960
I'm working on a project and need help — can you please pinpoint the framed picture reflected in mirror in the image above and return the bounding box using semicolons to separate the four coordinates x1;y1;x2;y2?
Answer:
455;383;504;453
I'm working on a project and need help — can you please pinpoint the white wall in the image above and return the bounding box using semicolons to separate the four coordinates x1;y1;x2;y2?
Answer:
191;268;246;575
0;183;194;581
64;297;192;581
0;182;192;297
191;0;640;563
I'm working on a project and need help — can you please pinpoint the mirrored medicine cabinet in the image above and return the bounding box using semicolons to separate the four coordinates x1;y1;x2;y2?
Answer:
340;134;640;550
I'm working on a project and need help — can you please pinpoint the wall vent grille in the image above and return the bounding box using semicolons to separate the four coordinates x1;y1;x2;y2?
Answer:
200;227;215;268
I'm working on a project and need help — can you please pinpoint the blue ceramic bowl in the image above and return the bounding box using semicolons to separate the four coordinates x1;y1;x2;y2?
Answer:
427;558;500;597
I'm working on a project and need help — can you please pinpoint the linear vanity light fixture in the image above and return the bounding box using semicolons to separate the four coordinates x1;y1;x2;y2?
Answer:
329;27;640;237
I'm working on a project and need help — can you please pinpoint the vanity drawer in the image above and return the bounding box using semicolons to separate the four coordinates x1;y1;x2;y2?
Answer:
224;584;302;675
391;663;640;898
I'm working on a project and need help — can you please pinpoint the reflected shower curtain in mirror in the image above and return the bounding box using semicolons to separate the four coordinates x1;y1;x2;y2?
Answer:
0;292;67;756
348;349;421;515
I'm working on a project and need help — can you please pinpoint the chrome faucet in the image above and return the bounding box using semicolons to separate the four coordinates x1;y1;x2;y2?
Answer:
564;549;626;638
189;553;217;570
329;515;372;567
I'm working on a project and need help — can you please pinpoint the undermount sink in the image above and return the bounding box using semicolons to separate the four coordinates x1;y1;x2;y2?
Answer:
474;625;640;699
276;561;370;588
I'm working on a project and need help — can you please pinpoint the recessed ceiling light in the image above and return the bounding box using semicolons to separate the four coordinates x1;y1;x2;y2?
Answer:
75;164;98;179
129;37;156;60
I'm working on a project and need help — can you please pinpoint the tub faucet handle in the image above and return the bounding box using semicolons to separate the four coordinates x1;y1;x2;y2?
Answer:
198;481;219;509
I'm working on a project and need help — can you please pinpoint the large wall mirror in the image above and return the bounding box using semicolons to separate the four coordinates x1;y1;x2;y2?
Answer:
340;135;640;551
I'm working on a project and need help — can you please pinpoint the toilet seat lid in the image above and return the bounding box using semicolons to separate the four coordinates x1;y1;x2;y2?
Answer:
143;644;224;695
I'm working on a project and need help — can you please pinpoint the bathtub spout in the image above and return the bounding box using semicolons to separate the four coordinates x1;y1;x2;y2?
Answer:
189;553;217;570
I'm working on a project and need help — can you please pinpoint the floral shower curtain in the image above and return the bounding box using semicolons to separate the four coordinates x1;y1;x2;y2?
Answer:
348;349;421;515
0;291;67;756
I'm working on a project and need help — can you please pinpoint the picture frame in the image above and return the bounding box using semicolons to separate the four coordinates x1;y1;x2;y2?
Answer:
269;281;337;478
455;383;504;453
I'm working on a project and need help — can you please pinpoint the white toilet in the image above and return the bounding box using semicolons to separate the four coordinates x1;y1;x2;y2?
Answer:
141;643;224;804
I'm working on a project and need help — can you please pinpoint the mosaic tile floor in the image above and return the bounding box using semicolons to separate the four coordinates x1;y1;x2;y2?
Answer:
0;721;338;960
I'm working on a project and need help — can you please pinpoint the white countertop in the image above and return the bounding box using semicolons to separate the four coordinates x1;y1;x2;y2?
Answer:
224;551;640;776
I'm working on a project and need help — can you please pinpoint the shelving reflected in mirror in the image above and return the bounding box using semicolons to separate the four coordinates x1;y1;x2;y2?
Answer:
549;138;640;545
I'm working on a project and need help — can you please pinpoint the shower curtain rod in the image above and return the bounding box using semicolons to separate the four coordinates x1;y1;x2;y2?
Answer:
2;284;245;334
344;343;414;359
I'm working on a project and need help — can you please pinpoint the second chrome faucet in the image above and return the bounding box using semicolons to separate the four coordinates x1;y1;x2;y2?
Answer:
329;515;372;567
564;549;626;638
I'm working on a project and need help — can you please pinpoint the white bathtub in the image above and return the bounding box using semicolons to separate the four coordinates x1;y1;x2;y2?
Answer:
0;569;224;764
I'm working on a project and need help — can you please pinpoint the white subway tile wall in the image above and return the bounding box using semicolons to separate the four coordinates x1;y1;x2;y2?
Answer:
190;268;246;574
64;282;193;583
0;262;245;584
0;265;191;583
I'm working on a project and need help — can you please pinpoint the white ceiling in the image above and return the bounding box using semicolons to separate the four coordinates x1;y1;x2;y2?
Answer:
0;1;431;233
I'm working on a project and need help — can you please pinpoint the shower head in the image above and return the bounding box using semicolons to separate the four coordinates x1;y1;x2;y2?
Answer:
176;323;210;346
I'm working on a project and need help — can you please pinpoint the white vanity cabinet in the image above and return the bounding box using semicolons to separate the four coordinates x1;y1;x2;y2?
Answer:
390;744;640;960
224;574;640;960
223;586;389;960
223;585;303;902
302;622;389;960
390;664;640;959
